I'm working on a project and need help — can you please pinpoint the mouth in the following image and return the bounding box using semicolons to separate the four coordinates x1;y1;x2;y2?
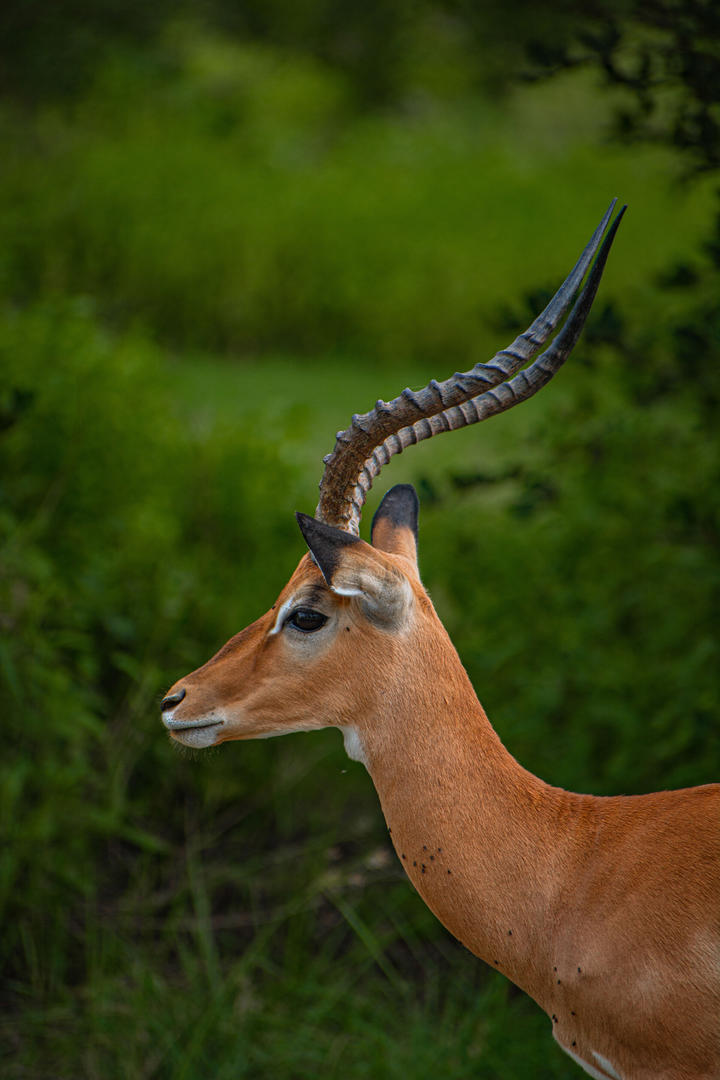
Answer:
162;712;225;749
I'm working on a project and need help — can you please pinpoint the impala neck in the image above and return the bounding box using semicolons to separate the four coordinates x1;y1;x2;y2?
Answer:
356;629;581;1009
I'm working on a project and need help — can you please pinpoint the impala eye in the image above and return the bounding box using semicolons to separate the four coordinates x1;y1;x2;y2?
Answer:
286;607;328;633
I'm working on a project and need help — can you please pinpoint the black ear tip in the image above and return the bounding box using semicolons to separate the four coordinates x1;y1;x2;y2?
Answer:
387;482;418;499
392;484;419;511
295;511;359;542
295;511;361;583
372;483;419;540
295;511;314;543
377;482;419;508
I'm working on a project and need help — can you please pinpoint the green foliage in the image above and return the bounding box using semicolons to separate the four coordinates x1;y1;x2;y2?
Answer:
1;18;718;1080
0;0;598;110
0;36;713;360
420;347;720;797
520;0;720;174
0;0;182;102
0;299;302;996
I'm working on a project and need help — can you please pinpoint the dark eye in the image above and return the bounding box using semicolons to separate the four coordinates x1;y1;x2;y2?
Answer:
286;607;328;633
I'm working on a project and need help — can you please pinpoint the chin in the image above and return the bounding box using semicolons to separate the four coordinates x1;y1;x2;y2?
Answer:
162;704;227;748
169;721;225;748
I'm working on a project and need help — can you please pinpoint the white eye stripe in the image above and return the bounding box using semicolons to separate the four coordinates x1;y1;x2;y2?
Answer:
269;598;296;636
268;594;331;635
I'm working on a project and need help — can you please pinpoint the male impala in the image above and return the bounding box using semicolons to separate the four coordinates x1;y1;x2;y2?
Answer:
161;203;720;1080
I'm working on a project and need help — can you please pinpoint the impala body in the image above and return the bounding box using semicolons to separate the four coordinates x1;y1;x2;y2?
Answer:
161;205;720;1080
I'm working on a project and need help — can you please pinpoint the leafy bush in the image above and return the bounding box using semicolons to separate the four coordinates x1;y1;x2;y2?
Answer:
0;36;713;360
420;338;720;797
0;299;304;996
4;293;717;1079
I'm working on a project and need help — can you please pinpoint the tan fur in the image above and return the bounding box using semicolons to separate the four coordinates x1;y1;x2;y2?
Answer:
369;518;418;565
163;522;720;1080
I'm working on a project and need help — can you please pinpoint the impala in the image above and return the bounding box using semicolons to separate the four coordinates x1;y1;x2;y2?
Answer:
161;202;720;1080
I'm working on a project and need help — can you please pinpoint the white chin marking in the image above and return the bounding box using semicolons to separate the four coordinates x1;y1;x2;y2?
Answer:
171;723;223;749
342;726;369;768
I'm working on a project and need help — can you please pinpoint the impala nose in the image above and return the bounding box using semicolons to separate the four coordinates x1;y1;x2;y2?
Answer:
161;687;186;711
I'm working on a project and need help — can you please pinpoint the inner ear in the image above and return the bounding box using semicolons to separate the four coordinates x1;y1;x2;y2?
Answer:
331;556;413;631
371;484;419;563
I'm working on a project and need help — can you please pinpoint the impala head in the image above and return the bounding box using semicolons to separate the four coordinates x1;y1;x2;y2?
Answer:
161;202;625;753
161;485;432;751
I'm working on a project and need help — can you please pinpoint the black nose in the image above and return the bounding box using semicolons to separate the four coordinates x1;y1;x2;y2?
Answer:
161;687;186;711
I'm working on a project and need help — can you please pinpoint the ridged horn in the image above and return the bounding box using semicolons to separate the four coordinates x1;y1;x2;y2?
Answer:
316;201;626;535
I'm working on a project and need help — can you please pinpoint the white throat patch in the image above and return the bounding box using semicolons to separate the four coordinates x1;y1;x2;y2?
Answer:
592;1052;623;1080
341;727;369;769
556;1039;624;1080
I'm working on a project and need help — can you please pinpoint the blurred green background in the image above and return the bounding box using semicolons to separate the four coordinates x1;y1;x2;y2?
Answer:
1;2;718;1077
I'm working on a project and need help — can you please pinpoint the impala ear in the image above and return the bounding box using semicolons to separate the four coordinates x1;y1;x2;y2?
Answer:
296;512;412;630
295;513;360;585
371;484;419;567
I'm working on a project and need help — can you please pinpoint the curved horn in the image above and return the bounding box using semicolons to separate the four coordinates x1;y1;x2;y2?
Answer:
316;201;626;535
